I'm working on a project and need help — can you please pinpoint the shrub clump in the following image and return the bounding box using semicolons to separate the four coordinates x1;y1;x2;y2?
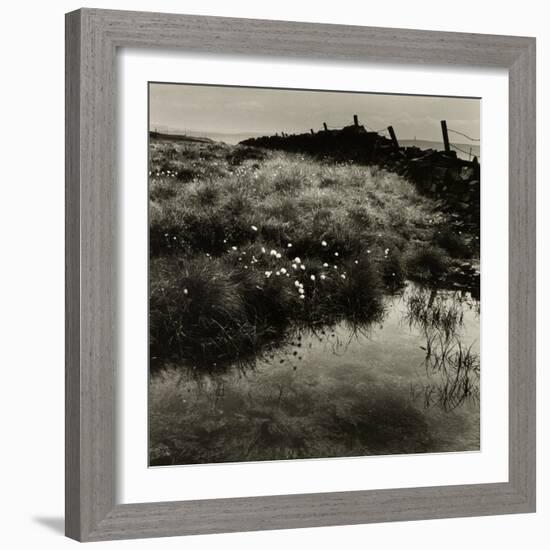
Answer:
150;251;386;369
405;245;450;281
433;227;472;258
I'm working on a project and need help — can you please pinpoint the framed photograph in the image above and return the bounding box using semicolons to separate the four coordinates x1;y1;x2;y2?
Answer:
65;8;536;542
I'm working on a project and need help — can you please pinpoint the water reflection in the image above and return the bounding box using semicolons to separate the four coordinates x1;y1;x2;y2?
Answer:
404;286;480;411
150;283;480;466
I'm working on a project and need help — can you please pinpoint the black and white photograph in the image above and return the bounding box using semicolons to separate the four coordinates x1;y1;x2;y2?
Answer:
1;0;542;547
148;83;481;466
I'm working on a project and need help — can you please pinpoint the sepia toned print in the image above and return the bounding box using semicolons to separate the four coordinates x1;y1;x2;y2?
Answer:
148;83;481;466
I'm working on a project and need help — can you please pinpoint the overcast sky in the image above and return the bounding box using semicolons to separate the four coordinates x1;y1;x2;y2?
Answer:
149;83;480;143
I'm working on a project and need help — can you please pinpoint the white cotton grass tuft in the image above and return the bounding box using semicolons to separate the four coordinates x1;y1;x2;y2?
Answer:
310;274;316;281
251;225;258;231
321;240;328;247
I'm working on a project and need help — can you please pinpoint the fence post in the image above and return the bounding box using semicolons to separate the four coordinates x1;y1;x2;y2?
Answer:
387;126;399;150
353;114;359;127
440;120;451;153
310;129;314;135
323;122;328;132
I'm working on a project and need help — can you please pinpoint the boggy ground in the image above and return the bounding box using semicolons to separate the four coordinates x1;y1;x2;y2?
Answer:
149;136;479;373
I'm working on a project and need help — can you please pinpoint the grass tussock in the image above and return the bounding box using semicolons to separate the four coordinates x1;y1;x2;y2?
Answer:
404;244;450;282
149;137;475;368
150;251;385;369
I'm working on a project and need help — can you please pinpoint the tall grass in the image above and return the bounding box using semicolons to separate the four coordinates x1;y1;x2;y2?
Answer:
149;138;473;369
150;252;385;369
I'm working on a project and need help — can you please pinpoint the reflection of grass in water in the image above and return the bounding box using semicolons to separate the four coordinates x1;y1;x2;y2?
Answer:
405;287;465;341
149;367;434;466
412;335;480;412
404;287;480;412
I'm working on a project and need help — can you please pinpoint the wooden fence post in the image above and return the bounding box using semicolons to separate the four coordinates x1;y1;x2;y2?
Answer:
310;129;314;135
323;122;328;131
441;120;451;153
353;114;359;127
387;126;399;150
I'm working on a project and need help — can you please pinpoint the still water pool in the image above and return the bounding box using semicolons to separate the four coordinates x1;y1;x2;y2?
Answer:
149;283;480;466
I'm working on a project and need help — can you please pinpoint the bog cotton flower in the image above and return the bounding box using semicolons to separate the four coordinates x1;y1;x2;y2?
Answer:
321;240;327;247
251;225;258;231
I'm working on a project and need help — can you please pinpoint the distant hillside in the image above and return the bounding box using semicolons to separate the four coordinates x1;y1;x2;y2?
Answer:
149;131;214;144
150;126;270;144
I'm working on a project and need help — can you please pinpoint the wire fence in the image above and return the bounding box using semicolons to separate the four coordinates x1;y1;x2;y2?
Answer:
447;127;480;161
447;128;480;142
315;118;480;161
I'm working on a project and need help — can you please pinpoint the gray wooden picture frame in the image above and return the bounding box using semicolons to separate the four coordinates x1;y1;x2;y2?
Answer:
65;8;536;542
